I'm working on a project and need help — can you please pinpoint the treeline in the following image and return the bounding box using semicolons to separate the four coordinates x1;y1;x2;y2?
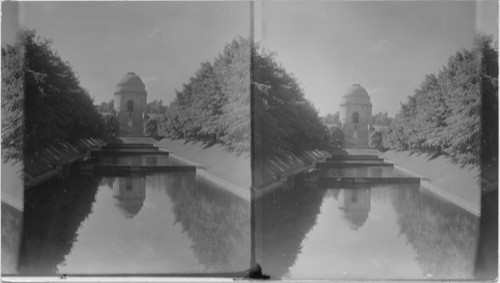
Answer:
375;33;497;167
252;44;333;156
97;99;168;115
158;38;250;153
155;37;334;155
323;111;392;128
1;28;117;162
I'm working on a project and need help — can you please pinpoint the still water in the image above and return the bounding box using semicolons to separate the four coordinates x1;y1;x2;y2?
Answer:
18;171;251;275
13;159;479;279
255;182;479;280
319;166;409;178
98;154;179;166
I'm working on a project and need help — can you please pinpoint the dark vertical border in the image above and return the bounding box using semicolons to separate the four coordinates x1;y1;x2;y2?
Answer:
249;1;269;279
249;0;256;270
475;41;498;280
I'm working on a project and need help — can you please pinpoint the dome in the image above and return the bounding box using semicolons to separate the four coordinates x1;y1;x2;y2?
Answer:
340;84;371;106
337;188;371;230
114;72;147;94
114;197;144;219
339;208;369;230
112;176;146;219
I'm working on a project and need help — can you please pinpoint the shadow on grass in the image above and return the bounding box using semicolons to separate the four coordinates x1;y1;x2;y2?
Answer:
181;138;217;149
428;151;446;161
202;140;218;149
391;148;471;169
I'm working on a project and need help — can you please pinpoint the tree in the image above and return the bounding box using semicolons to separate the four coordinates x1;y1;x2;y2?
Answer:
144;115;165;140
102;114;119;139
253;46;333;156
381;32;498;167
372;111;393;127
322;112;341;129
160;38;249;151
330;127;345;152
369;128;386;150
147;99;168;115
144;118;158;139
2;28;106;162
439;34;493;165
215;39;251;152
1;35;25;162
160;37;335;156
97;99;115;114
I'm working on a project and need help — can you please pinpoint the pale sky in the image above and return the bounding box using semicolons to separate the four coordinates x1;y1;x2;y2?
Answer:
2;1;251;107
259;1;498;116
2;1;498;116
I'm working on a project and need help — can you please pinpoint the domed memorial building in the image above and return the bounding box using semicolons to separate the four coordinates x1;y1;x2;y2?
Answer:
114;72;148;136
339;84;373;147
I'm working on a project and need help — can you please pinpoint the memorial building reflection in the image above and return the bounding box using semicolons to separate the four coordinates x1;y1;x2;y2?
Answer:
258;182;479;279
112;176;146;219
337;187;371;230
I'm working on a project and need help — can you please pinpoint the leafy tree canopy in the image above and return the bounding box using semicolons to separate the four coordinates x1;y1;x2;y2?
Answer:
147;99;168;115
372;111;393;127
160;37;335;156
2;28;109;162
96;99;115;114
381;33;497;167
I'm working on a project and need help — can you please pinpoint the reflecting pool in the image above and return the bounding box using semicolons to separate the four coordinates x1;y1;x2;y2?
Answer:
254;182;479;280
17;171;251;275
8;156;481;279
319;166;408;178
98;154;179;166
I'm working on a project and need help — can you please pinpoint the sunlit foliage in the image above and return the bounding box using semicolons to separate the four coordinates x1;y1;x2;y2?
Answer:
2;28;109;162
160;37;335;155
382;33;498;166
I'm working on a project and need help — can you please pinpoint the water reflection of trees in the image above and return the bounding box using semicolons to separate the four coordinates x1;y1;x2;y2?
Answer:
255;184;326;279
390;186;479;279
162;173;251;273
18;173;100;275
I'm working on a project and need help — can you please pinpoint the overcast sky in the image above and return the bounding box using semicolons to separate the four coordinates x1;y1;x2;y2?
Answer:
2;1;251;107
2;1;498;116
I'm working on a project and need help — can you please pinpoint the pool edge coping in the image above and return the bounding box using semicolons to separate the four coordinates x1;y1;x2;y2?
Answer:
164;151;251;202
393;164;481;216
